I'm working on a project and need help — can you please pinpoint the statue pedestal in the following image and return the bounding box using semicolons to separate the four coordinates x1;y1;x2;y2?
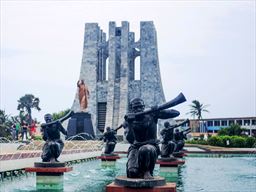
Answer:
173;152;187;158
157;158;184;182
25;162;72;191
156;159;185;167
97;154;120;161
159;166;179;183
67;112;95;140
106;176;176;192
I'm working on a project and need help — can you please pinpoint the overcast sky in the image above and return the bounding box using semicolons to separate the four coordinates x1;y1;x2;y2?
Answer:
1;0;255;122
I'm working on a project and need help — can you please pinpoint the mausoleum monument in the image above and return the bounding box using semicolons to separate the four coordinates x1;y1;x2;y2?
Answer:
69;21;166;136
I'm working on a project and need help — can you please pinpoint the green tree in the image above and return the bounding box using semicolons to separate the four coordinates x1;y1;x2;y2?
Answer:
17;94;41;124
52;109;71;121
187;100;209;120
218;124;245;136
0;110;12;138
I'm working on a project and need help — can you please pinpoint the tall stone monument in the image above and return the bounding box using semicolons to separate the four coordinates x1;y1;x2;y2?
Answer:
70;21;166;136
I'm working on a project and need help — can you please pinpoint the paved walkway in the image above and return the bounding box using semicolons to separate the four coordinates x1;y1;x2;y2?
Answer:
185;144;256;153
1;142;255;172
0;141;103;172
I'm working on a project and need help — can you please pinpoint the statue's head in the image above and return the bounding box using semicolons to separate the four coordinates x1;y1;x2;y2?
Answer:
130;98;145;113
44;114;53;123
164;121;170;128
106;127;111;132
77;79;85;87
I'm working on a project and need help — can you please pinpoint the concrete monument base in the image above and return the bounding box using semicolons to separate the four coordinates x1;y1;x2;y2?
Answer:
67;112;95;140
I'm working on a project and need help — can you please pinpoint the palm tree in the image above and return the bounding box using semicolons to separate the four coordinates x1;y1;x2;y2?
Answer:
187;100;209;132
17;94;41;124
188;100;209;120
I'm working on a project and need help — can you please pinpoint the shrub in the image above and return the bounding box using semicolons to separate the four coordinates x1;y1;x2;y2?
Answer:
245;137;256;148
186;140;208;145
218;124;245;136
219;135;232;147
231;136;246;148
34;135;42;140
187;135;255;148
208;136;223;146
52;109;71;121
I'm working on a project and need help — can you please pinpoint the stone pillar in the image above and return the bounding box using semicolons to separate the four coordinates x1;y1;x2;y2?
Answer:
71;23;100;135
118;21;130;132
140;21;165;108
105;22;117;129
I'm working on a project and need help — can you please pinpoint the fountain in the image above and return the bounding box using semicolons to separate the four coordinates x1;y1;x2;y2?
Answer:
97;125;123;162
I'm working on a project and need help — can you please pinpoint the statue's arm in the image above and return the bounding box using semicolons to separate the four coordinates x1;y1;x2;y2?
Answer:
40;124;48;141
183;132;187;140
123;121;135;144
58;122;67;135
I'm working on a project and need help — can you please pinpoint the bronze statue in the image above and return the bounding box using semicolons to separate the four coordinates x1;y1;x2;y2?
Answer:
174;126;191;153
124;93;186;179
77;80;90;111
100;127;117;154
160;119;189;158
41;111;73;162
100;124;123;154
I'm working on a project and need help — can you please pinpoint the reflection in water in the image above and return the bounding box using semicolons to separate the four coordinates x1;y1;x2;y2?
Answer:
159;166;178;182
176;166;185;192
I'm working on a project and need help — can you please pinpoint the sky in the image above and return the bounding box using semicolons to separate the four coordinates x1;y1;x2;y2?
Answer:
0;0;255;122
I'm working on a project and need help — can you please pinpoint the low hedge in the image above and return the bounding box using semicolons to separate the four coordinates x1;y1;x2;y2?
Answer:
186;140;208;145
208;135;255;148
186;136;256;148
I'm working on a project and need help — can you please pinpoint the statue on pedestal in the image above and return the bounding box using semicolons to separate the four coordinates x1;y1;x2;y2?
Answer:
77;80;90;112
41;111;73;162
174;126;191;153
100;127;118;155
160;119;189;158
66;81;94;139
124;93;186;179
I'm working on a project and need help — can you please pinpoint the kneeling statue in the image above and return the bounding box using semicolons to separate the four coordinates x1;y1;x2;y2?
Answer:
174;126;191;153
124;93;186;179
41;111;73;162
100;127;118;155
160;119;189;158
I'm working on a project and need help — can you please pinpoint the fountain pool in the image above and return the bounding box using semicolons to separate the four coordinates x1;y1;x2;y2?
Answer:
1;154;255;192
